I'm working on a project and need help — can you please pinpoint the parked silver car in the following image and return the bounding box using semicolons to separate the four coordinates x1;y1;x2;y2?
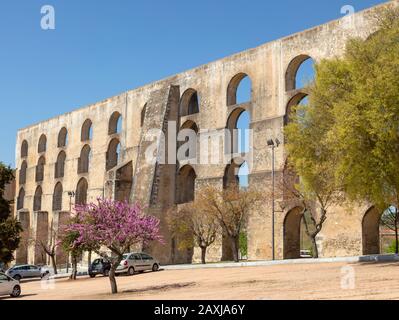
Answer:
116;253;160;275
0;273;21;297
6;264;42;281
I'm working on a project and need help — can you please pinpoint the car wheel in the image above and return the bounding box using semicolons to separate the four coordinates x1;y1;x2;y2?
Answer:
13;274;21;281
103;269;110;277
152;264;159;272
128;267;135;276
89;274;96;278
10;285;21;298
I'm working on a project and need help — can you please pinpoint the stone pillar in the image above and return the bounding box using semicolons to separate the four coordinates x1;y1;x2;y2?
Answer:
15;211;30;264
33;211;49;266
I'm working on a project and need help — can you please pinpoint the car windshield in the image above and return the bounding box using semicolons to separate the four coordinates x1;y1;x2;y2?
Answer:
122;254;128;260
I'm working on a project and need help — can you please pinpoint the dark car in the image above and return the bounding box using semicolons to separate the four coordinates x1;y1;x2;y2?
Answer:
89;258;111;278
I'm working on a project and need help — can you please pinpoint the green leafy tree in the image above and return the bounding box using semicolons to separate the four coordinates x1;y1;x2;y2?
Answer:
328;8;399;213
0;162;22;266
286;8;399;257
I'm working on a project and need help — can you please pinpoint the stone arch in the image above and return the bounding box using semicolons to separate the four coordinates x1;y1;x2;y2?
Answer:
286;55;315;91
178;120;199;162
35;156;45;182
17;188;25;210
78;145;91;174
33;186;43;212
81;119;93;142
38;134;47;153
52;182;63;211
21;140;28;158
176;165;197;204
108;111;122;135
58;127;68;148
226;107;250;154
141;103;147;127
283;206;304;259
362;206;383;255
284;92;308;125
227;73;252;106
106;138;121;171
223;158;247;190
76;178;88;205
55;151;66;179
180;89;199;116
19;161;27;185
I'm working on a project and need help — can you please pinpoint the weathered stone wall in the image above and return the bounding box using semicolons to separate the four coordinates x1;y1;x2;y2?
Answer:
13;1;398;265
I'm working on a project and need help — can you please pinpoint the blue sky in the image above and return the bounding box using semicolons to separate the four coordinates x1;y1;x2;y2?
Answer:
0;0;386;167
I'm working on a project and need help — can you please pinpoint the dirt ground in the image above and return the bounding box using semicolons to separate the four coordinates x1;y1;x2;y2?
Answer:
3;261;399;300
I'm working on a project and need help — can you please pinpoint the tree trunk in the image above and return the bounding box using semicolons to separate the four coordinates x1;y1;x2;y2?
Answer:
200;247;207;264
311;236;319;258
109;263;119;294
88;251;92;270
50;254;58;275
231;236;239;263
71;256;78;280
395;223;399;255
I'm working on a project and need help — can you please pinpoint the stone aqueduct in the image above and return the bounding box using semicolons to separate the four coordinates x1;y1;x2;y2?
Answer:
14;1;397;265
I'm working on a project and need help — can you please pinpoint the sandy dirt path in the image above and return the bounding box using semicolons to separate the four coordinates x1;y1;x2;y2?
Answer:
3;261;399;300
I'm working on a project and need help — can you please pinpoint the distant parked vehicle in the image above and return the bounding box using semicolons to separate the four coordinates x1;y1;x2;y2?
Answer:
6;264;41;281
0;272;21;297
89;258;111;278
116;253;160;276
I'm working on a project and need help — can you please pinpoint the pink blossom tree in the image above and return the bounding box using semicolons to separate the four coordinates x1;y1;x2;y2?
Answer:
65;198;163;294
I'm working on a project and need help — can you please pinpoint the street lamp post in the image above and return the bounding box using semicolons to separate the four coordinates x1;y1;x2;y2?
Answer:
267;138;280;261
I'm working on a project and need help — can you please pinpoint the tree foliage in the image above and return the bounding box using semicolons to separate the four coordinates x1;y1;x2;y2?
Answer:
0;162;21;265
167;196;219;264
285;8;399;256
192;186;261;262
65;199;163;294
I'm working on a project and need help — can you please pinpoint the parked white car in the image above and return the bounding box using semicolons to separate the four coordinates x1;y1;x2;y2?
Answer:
0;273;21;298
116;253;160;275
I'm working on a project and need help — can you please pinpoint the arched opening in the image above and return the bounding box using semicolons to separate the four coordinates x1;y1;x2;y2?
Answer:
76;178;88;205
52;182;63;211
55;151;66;179
223;159;248;190
177;120;199;162
33;186;43;212
21;140;28;158
19;161;27;185
78;145;91;174
221;159;248;261
58;127;68;148
283;207;315;259
106;138;121;171
285;93;309;125
362;207;382;255
81;119;93;142
176;165;197;204
38;134;47;153
35;156;45;182
362;206;399;255
108;111;122;135
286;55;315;91
141;104;147;127
180;89;199;116
17;188;25;210
226;108;251;154
227;73;252;106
